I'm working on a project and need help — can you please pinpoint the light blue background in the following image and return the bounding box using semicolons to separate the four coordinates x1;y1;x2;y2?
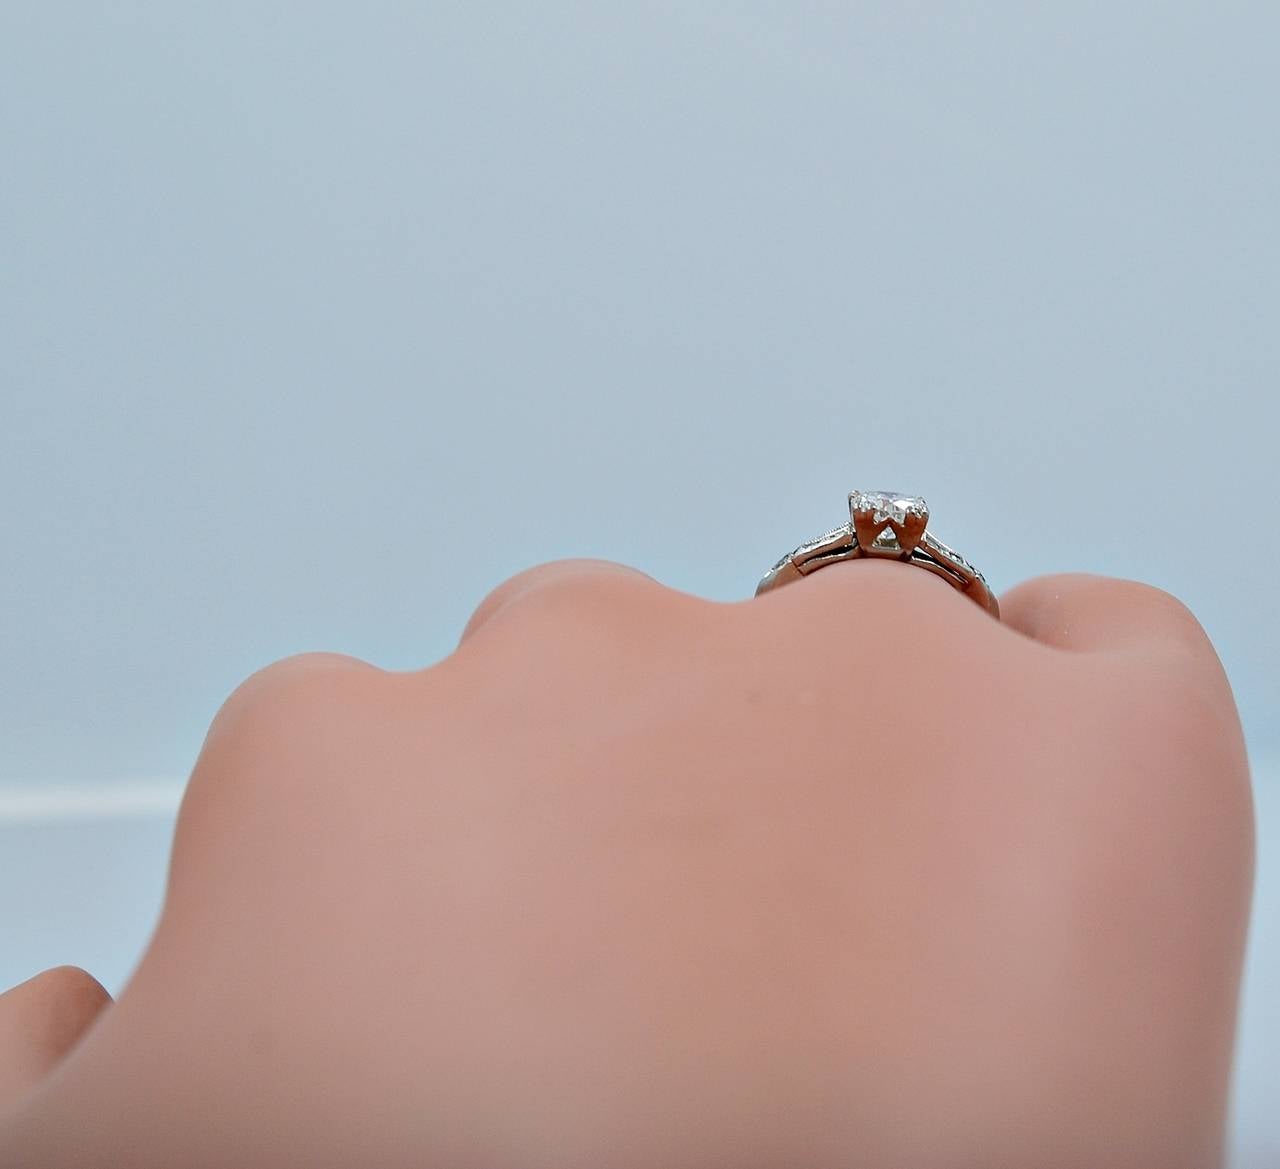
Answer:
1;3;1276;1165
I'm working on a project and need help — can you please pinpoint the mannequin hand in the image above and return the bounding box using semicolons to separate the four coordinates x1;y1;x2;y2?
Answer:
0;559;1253;1169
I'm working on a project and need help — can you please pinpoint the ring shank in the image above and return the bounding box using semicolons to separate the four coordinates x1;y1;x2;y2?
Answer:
755;525;1000;619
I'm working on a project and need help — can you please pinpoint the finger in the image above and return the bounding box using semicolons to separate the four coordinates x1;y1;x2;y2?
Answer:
200;651;388;749
997;572;1219;662
456;557;660;647
0;967;112;1108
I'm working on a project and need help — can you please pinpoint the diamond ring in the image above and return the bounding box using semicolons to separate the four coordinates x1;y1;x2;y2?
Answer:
755;490;1000;618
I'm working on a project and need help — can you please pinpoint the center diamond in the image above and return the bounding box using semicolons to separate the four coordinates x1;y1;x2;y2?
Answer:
849;490;929;554
849;490;928;526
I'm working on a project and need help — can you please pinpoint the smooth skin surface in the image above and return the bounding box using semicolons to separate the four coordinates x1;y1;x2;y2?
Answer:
0;559;1255;1168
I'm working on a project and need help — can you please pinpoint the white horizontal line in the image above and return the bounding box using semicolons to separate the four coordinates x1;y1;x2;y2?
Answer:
0;782;186;823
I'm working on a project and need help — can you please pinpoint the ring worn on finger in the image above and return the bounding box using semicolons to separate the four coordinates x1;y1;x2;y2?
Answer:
756;490;1000;619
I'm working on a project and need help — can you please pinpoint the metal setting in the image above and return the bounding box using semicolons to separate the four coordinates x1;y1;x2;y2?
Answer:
756;490;1000;618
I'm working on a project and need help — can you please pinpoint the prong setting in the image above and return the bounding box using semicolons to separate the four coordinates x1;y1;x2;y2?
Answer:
848;490;929;558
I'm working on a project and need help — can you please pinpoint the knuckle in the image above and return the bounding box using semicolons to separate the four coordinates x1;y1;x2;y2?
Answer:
1100;577;1210;640
30;965;110;1006
24;967;112;1043
1096;580;1236;701
481;561;665;637
173;655;393;897
200;652;385;757
460;558;659;647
